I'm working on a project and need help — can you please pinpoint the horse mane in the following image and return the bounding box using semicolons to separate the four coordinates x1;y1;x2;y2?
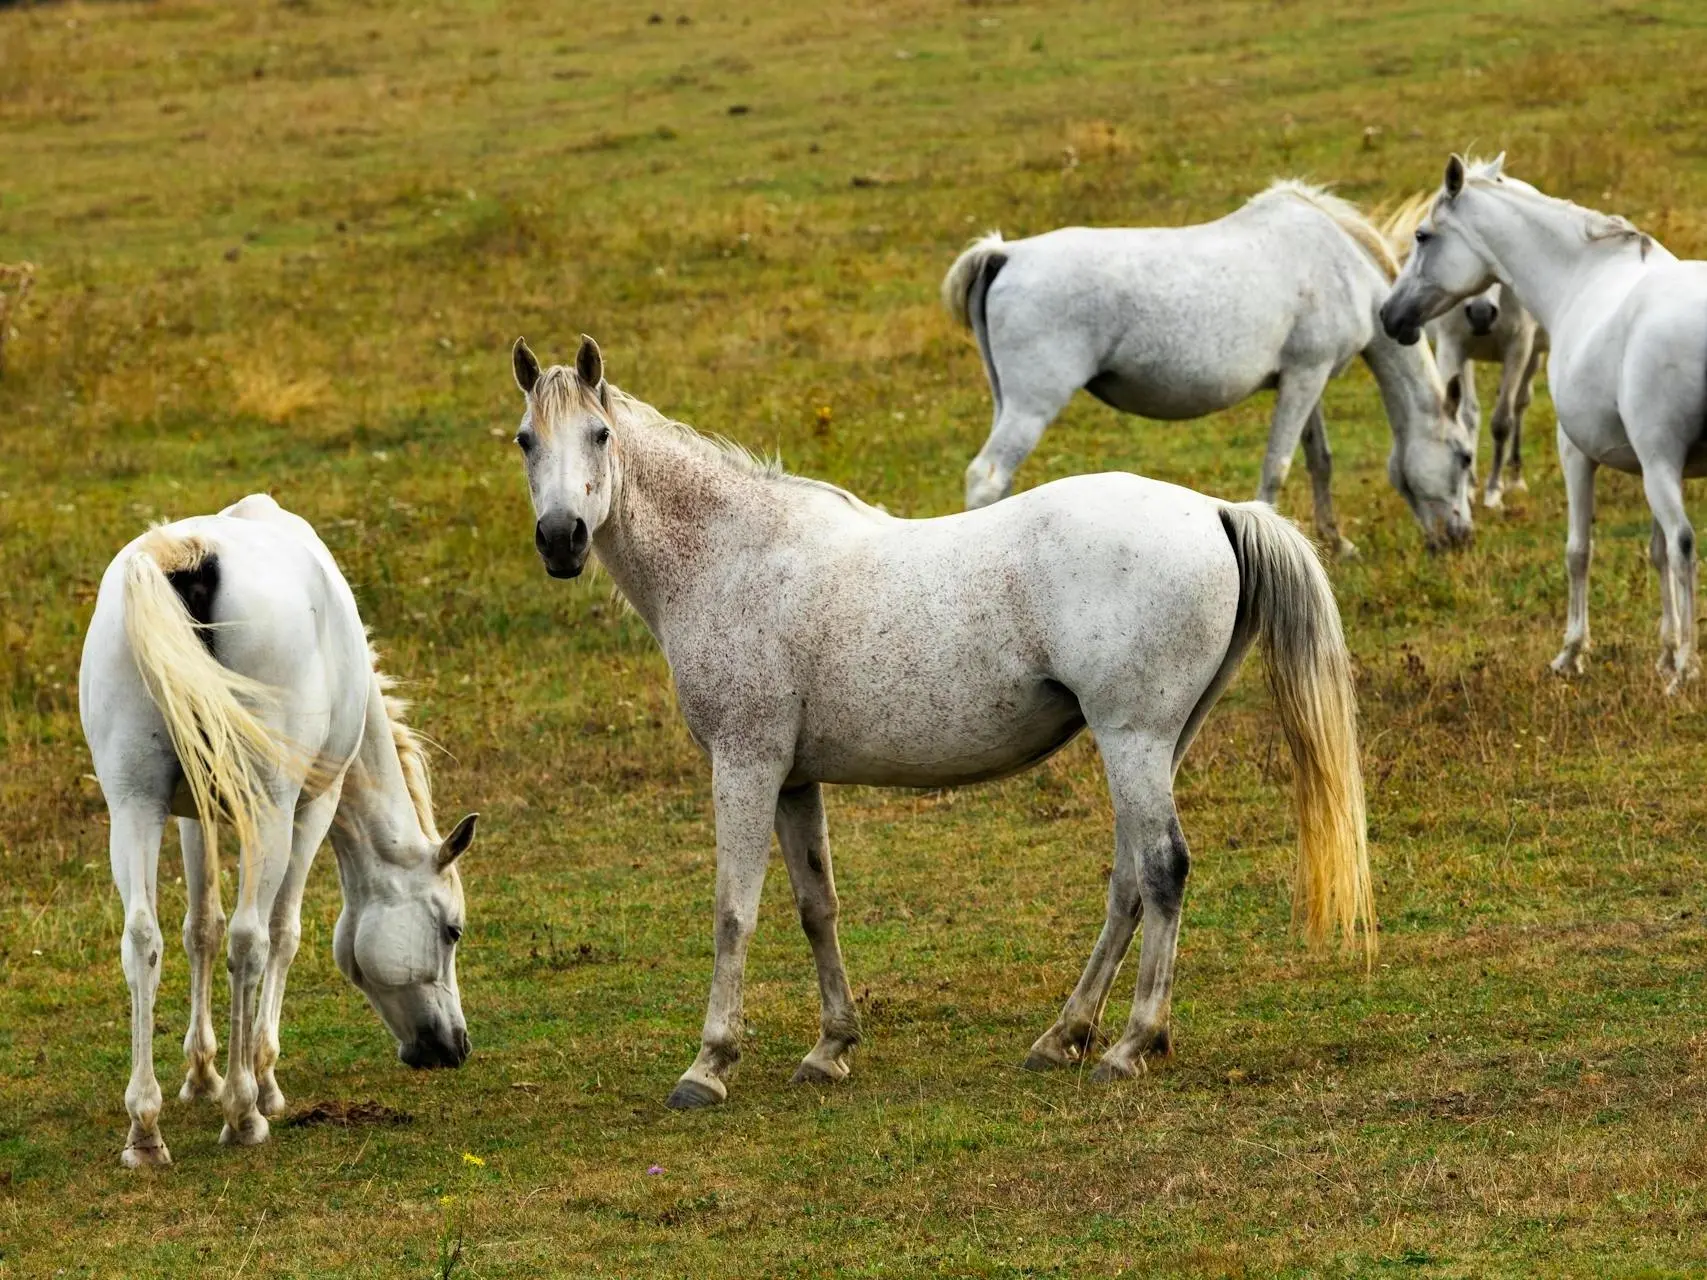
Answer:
536;364;879;513
1449;157;1656;260
1253;179;1400;281
370;652;439;842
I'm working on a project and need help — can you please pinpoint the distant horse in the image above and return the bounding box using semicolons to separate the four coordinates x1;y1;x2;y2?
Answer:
505;336;1374;1110
941;180;1475;554
1384;191;1548;508
1383;154;1707;691
80;495;478;1166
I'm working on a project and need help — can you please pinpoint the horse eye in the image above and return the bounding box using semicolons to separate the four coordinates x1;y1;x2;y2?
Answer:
594;426;612;446
444;924;463;945
1415;228;1432;245
514;432;535;453
1455;449;1473;469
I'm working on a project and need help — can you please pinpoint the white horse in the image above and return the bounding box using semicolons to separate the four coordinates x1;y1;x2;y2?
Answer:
506;336;1374;1110
1384;192;1549;508
941;180;1476;553
1381;155;1707;691
80;494;478;1166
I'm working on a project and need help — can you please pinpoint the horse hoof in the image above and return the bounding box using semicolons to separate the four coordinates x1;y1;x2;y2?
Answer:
257;1083;287;1118
121;1141;172;1169
791;1059;846;1086
220;1113;270;1147
1548;652;1583;678
665;1078;725;1111
1088;1058;1139;1084
1482;490;1503;510
1020;1049;1069;1073
179;1072;224;1104
1509;475;1528;493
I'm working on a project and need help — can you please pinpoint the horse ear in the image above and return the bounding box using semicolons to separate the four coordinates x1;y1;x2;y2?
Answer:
1444;374;1463;419
513;339;540;396
436;813;477;870
1444;154;1467;199
575;334;604;388
1487;151;1506;179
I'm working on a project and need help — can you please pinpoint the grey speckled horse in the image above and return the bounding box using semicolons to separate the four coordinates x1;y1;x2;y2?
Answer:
942;181;1475;554
506;335;1374;1111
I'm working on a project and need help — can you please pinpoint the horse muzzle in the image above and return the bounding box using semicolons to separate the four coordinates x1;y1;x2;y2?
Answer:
1379;297;1424;347
400;1024;471;1069
1465;298;1499;336
535;514;590;579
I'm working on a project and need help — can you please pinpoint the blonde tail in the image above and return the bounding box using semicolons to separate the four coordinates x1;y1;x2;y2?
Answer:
1218;503;1375;959
939;231;1005;330
122;530;289;880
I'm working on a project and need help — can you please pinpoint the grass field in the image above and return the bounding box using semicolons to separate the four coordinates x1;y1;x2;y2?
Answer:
4;0;1707;1274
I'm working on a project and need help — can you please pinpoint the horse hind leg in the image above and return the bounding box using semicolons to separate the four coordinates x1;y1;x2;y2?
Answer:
177;818;226;1104
1650;519;1678;678
1642;463;1699;693
110;800;172;1166
963;335;1089;510
775;783;861;1086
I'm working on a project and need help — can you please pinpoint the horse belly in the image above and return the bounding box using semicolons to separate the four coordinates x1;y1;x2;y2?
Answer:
1085;362;1270;421
790;678;1086;789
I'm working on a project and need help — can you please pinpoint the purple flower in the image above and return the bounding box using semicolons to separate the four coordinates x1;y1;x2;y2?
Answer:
647;1165;664;1176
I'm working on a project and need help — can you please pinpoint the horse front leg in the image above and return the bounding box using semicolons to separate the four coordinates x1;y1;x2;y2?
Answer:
1484;333;1535;508
1550;427;1598;677
1260;364;1344;554
177;818;225;1104
1507;344;1543;493
775;782;861;1086
1650;519;1678;678
666;757;787;1110
111;800;171;1166
253;787;337;1118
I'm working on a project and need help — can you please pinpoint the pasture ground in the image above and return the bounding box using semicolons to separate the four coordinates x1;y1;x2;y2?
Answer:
3;1;1707;1275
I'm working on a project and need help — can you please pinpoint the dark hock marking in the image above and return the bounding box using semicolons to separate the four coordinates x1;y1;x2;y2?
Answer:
806;848;824;875
714;909;744;952
167;553;220;655
1141;816;1190;916
1680;528;1696;561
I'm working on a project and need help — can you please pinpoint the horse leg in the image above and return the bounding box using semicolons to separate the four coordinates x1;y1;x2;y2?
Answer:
1086;733;1186;1081
111;800;171;1167
1650;519;1678;678
219;800;296;1147
1484;333;1534;508
1260;363;1341;552
1642;463;1698;693
775;782;861;1085
1508;344;1542;493
963;341;1089;510
1022;808;1141;1072
1299;405;1356;559
666;757;786;1109
253;787;337;1118
1550;428;1598;677
177;819;226;1104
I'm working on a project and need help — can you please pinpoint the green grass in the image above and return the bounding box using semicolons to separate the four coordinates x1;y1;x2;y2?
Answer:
4;0;1707;1275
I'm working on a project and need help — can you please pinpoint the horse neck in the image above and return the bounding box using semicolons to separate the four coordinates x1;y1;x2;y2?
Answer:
328;676;428;887
1362;328;1445;446
1464;189;1632;334
594;421;790;636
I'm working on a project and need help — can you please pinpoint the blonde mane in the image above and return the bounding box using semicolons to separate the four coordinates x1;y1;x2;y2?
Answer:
371;658;438;842
1253;179;1400;281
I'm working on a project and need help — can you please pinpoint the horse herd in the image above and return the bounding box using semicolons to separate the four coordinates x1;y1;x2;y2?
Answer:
77;154;1703;1165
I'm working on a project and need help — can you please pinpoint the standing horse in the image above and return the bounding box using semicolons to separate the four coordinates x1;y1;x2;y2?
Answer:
1382;154;1707;692
80;494;478;1166
941;180;1475;553
1384;191;1549;508
505;336;1374;1110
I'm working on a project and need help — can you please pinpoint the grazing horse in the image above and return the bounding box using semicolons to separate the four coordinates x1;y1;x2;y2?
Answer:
505;336;1374;1110
80;494;477;1166
1384;190;1549;508
941;180;1475;553
1382;154;1707;691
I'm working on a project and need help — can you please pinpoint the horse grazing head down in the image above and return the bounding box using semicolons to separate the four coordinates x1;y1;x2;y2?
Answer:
510;335;617;580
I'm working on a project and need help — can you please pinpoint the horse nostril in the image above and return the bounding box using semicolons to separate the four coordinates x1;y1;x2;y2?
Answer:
534;521;549;555
570;517;589;554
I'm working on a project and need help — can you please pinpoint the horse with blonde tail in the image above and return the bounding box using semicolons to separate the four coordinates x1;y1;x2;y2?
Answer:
505;336;1375;1110
81;495;478;1166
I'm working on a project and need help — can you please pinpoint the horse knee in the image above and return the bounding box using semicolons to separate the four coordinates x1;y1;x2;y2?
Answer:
123;910;163;984
796;891;839;938
1139;819;1190;917
184;905;226;957
226;916;269;987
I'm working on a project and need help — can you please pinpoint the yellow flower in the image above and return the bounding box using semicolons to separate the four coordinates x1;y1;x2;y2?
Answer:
462;1152;486;1167
439;1194;456;1206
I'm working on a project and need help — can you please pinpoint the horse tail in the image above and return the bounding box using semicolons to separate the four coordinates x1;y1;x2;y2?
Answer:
122;529;289;872
940;232;1006;330
1217;501;1375;960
